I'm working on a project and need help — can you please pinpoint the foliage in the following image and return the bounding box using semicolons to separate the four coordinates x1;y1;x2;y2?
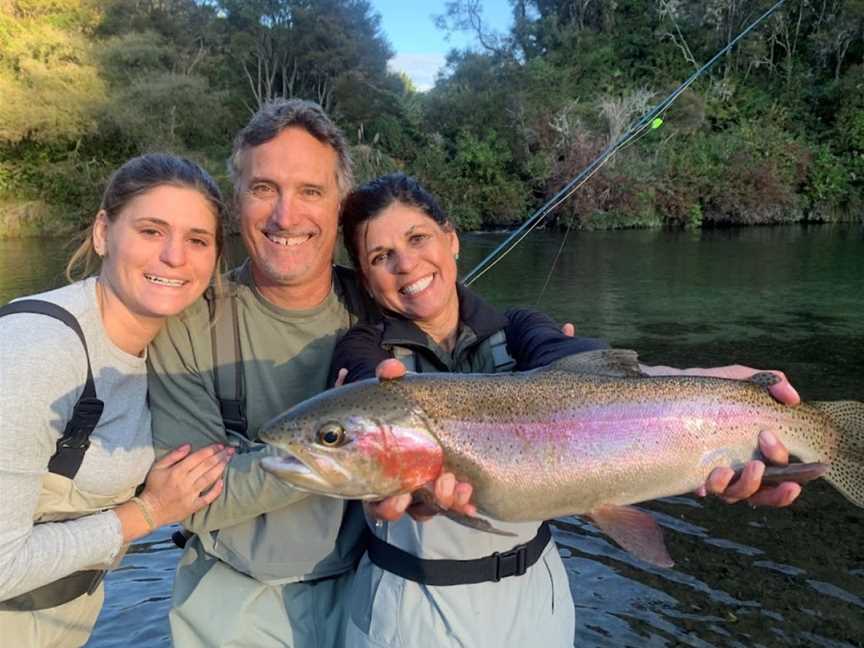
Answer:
0;0;106;143
2;0;864;238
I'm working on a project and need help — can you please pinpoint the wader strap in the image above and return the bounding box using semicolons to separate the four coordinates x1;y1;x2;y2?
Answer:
391;346;418;372
488;330;516;372
0;569;106;612
206;288;247;438
0;300;103;479
389;329;514;375
366;522;551;586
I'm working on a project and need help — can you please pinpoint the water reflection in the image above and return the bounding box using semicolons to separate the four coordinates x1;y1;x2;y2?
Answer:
0;238;70;304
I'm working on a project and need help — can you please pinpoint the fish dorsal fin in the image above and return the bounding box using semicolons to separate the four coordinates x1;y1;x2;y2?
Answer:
588;504;673;568
543;349;644;378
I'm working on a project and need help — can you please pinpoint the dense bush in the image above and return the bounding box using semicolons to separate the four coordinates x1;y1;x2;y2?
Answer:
2;0;863;238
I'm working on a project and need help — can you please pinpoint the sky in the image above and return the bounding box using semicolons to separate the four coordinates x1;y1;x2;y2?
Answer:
369;1;513;91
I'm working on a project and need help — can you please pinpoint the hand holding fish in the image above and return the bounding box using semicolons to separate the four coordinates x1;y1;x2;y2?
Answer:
703;430;801;506
641;364;800;405
368;474;476;522
358;358;477;523
642;364;803;507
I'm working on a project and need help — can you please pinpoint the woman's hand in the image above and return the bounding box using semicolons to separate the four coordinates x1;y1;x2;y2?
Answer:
641;364;800;406
333;368;348;388
140;443;233;526
698;430;801;507
116;443;233;542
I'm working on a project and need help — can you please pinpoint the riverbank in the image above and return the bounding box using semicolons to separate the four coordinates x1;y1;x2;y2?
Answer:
0;200;79;239
1;200;860;240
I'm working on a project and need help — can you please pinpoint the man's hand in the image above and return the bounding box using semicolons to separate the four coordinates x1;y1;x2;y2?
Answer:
642;364;800;406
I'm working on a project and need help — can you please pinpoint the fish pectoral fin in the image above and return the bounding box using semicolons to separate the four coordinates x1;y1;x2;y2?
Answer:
761;462;829;486
543;349;645;378
410;489;517;536
587;504;674;568
442;510;518;537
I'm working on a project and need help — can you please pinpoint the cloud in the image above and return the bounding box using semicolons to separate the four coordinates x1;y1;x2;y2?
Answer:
387;53;447;92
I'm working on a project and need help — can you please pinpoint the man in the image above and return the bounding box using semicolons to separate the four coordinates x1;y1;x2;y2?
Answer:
149;98;801;648
148;99;383;647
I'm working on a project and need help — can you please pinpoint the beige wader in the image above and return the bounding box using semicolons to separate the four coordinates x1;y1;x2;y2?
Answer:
0;472;133;648
170;534;354;648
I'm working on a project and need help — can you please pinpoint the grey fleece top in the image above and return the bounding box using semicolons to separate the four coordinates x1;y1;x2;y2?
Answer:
0;278;153;601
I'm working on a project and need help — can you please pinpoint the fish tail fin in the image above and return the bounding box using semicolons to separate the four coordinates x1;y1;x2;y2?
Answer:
810;400;864;507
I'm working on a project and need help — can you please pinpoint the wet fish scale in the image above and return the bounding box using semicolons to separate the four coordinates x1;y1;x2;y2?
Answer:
378;372;831;519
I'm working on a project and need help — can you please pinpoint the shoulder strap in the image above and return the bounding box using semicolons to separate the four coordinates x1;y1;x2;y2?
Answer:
488;330;516;372
0;299;104;479
390;345;418;373
205;286;248;438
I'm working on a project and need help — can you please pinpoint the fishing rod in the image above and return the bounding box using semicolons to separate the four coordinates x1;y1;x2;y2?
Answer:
463;0;788;287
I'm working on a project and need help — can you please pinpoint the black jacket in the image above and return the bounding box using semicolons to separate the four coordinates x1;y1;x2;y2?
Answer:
329;284;608;384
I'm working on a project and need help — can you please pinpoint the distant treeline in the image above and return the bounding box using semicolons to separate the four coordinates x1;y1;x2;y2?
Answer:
1;0;863;237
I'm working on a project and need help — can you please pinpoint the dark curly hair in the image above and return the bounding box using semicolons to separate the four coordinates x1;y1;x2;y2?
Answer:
340;173;452;273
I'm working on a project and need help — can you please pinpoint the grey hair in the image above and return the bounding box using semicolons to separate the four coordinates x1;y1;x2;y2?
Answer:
228;98;354;197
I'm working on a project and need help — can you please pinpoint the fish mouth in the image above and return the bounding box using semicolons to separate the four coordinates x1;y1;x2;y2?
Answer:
261;453;331;489
260;450;372;498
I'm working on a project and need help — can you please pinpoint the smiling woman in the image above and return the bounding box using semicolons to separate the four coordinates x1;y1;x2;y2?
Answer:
332;173;609;648
0;154;233;647
89;184;222;354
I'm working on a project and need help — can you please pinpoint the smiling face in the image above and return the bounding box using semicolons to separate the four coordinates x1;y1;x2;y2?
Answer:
357;202;460;334
234;127;341;305
93;184;218;321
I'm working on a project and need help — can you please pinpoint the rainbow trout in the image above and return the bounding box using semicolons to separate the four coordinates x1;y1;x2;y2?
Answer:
259;350;864;566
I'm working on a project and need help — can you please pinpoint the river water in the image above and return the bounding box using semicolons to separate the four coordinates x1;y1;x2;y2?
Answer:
1;224;862;646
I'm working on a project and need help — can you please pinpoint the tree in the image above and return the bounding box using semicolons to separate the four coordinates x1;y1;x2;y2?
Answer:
0;0;106;143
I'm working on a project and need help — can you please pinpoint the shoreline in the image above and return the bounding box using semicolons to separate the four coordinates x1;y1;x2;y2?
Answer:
2;208;861;240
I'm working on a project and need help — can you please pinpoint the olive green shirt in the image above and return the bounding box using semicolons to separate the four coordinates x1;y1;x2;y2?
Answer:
147;261;372;583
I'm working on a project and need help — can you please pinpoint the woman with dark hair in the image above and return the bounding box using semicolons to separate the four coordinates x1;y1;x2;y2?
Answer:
333;172;605;648
332;173;803;648
0;154;233;646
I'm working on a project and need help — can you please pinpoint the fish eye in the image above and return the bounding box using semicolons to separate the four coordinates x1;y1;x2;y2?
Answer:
317;422;346;447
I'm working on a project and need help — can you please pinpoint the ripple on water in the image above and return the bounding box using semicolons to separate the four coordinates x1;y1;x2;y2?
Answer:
805;580;864;608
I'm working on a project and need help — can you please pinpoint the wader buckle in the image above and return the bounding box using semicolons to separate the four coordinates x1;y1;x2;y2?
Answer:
492;544;529;581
